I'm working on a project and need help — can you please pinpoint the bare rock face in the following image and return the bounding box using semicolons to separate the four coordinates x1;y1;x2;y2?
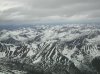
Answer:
92;56;100;74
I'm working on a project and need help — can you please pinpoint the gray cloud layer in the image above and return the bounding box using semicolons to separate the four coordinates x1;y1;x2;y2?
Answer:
0;0;100;22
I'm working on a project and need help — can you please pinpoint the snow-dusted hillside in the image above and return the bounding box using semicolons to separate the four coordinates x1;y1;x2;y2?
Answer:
0;24;100;74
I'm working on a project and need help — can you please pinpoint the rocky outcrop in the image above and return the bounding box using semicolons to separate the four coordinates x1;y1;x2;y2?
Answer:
92;56;100;74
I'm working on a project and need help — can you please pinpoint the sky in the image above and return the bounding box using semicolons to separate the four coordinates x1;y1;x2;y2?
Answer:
0;0;100;23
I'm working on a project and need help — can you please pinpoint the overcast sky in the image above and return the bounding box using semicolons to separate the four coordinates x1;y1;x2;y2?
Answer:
0;0;100;23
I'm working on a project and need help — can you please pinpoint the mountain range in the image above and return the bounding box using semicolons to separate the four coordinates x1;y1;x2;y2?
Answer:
0;24;100;74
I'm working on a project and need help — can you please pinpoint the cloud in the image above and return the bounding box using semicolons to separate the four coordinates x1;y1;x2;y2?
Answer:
0;0;100;23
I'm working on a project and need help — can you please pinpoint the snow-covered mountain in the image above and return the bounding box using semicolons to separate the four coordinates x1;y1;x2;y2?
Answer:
0;24;100;74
